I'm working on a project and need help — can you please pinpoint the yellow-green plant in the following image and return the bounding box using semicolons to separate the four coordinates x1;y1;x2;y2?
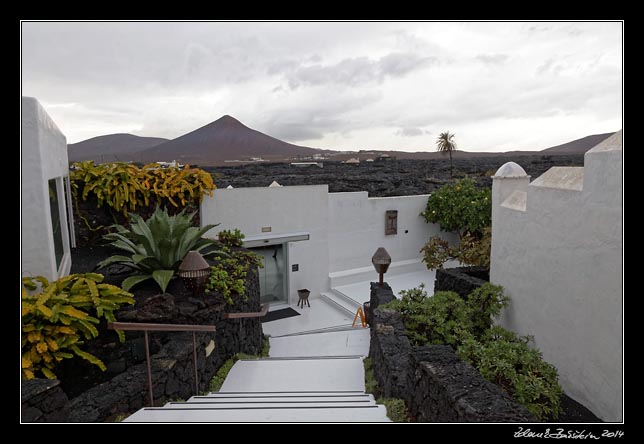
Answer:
21;274;135;380
70;161;216;216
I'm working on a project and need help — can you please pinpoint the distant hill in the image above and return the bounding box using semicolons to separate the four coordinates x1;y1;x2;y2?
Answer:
340;132;618;161
541;132;615;154
139;115;321;164
69;121;617;166
68;134;168;163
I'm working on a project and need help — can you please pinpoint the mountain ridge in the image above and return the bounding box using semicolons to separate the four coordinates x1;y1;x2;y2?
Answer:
67;116;617;165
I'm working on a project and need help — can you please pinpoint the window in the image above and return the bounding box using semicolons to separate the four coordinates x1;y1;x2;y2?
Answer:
48;178;64;268
385;210;398;235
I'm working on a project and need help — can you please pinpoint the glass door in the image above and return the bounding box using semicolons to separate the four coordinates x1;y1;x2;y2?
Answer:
253;244;288;305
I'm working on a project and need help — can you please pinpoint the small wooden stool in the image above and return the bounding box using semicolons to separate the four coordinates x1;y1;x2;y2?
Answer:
297;289;311;308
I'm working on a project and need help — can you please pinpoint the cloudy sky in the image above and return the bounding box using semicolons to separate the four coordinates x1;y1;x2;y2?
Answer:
21;21;622;152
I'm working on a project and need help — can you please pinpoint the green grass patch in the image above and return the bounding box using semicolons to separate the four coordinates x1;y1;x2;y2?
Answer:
363;357;410;422
209;335;271;392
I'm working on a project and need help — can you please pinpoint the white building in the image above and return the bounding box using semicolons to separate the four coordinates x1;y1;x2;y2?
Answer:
21;97;74;280
201;186;454;307
490;131;623;421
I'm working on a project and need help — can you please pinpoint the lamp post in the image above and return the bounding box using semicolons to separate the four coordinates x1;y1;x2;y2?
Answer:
178;251;211;296
372;247;391;287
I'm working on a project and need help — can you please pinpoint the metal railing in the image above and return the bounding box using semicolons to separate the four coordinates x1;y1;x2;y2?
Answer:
107;322;217;407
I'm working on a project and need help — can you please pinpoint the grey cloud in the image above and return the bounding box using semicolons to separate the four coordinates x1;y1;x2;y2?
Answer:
379;53;437;77
267;123;325;141
476;54;509;65
536;58;566;76
258;91;383;143
284;52;434;89
395;127;424;137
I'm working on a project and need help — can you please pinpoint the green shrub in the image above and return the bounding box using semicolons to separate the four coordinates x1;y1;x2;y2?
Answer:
383;283;506;347
21;274;135;380
206;246;263;305
456;227;492;269
97;206;220;293
465;282;509;336
420;178;492;270
421;178;491;236
458;327;562;420
420;228;492;270
384;284;561;421
378;398;411;423
218;229;245;248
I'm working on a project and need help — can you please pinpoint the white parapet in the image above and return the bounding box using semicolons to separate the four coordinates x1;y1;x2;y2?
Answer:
490;131;623;421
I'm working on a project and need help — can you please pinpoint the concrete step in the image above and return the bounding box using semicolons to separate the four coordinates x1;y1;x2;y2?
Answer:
269;324;357;338
187;394;375;403
165;400;376;408
219;357;365;393
124;405;391;422
320;291;361;317
198;390;366;398
269;328;370;358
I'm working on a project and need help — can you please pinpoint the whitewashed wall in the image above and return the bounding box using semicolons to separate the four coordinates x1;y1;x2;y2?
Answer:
328;192;453;273
490;131;623;421
21;97;71;280
201;186;449;303
201;185;329;304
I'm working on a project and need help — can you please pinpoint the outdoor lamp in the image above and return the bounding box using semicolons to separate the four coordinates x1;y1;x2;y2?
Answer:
372;247;392;287
178;251;211;296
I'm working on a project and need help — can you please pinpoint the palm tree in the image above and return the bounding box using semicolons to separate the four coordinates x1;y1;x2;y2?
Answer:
436;132;457;178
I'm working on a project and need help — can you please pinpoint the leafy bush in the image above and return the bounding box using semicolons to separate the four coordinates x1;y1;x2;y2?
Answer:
421;178;491;236
460;280;508;336
378;398;411;423
383;283;506;347
384;284;561;420
218;229;245;248
71;161;216;216
458;327;562;420
97;207;220;293
420;228;492;270
21;274;134;380
384;285;476;347
420;178;492;269
206;246;263;305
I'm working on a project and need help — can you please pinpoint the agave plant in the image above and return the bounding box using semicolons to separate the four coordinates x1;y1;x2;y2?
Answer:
97;207;220;293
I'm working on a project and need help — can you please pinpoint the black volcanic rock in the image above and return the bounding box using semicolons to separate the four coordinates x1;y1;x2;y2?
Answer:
207;154;585;197
68;133;168;163
139;115;321;164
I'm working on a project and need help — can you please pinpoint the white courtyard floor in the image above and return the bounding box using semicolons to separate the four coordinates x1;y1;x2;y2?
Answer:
261;299;355;337
334;269;437;304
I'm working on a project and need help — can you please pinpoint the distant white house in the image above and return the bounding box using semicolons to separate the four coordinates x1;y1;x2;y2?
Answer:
155;160;184;168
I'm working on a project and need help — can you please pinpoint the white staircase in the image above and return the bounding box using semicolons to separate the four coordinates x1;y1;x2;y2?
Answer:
125;356;389;422
320;288;363;317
